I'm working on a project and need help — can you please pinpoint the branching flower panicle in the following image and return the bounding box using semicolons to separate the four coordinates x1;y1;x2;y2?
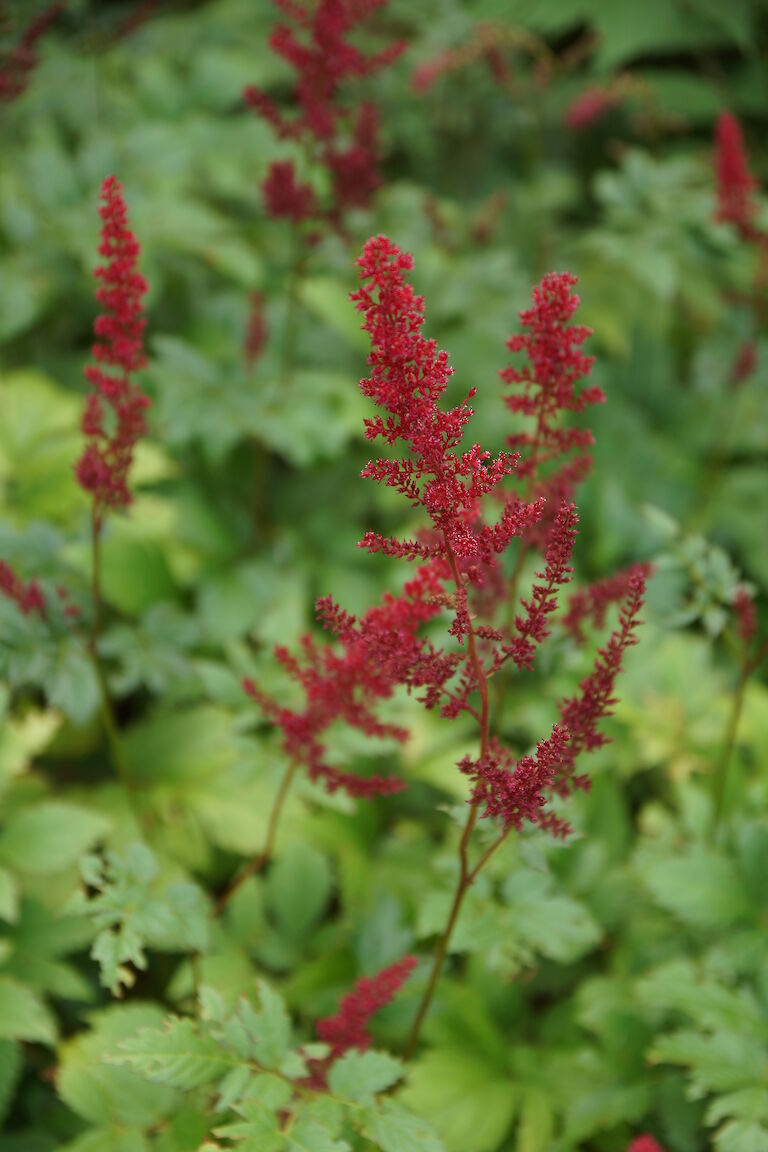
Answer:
76;176;149;525
0;561;45;616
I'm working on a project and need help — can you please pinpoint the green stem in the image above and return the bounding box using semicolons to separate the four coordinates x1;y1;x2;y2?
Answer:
711;634;768;836
281;224;303;390
89;506;131;794
216;759;299;914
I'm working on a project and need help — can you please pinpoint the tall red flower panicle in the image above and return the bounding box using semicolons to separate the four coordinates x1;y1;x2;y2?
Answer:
0;4;64;103
554;568;646;802
316;955;418;1057
459;724;570;832
501;271;603;528
715;112;758;238
0;561;45;616
244;0;404;226
76;176;149;524
732;584;757;649
243;563;459;799
354;235;543;568
562;561;653;643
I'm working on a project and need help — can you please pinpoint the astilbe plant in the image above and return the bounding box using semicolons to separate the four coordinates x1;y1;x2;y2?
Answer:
0;3;64;103
245;0;404;230
232;235;648;1054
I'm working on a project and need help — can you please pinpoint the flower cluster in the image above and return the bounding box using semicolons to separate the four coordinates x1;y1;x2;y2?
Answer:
501;270;604;520
0;4;64;103
732;584;757;649
316;955;418;1057
243;564;457;798
564;85;620;131
75;176;149;524
0;561;45;616
244;0;404;228
562;561;653;642
411;23;513;92
715;112;758;238
353;234;543;566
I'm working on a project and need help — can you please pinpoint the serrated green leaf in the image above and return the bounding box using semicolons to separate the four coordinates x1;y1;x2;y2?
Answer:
0;802;109;875
0;976;57;1044
328;1050;404;1102
114;1017;234;1088
363;1101;446;1152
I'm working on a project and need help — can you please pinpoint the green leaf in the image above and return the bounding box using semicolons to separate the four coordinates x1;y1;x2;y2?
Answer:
268;842;332;943
288;1116;351;1152
642;848;751;928
328;1050;404;1102
400;1049;515;1152
714;1120;768;1152
252;981;292;1069
0;976;57;1044
0;802;108;875
515;1088;554;1152
57;1004;177;1128
114;1017;233;1089
363;1101;446;1152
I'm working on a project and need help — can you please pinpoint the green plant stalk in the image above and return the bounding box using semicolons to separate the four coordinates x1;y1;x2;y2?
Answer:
89;505;131;794
216;758;299;914
404;538;492;1059
281;222;303;390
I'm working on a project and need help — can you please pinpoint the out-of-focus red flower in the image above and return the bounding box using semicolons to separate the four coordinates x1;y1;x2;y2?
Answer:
262;160;318;222
715;112;758;238
0;561;45;616
628;1137;666;1152
564;86;619;131
0;4;64;103
316;956;418;1056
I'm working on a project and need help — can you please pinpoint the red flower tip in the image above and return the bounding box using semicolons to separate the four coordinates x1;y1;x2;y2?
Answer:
564;86;618;131
733;585;757;648
262;160;317;223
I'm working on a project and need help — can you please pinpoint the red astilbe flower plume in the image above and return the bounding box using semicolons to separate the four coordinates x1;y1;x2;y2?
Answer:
562;561;653;642
715;112;758;238
316;955;418;1057
0;4;64;103
76;176;149;523
504;500;579;670
554;567;647;799
459;724;570;832
501;271;603;529
261;160;318;223
353;235;543;566
564;86;619;131
0;561;45;616
243;563;458;798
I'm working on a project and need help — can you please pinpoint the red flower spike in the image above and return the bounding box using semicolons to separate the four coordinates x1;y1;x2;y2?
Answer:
76;176;149;521
460;724;570;831
628;1138;666;1152
501;271;602;526
562;561;653;643
715;112;758;238
555;568;647;798
242;563;457;800
0;561;45;616
564;86;618;131
316;955;418;1057
244;290;268;368
262;160;318;223
353;235;541;565
505;501;579;670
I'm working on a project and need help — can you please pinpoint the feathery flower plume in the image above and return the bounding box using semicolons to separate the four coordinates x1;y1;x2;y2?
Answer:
76;176;149;523
0;561;45;616
732;584;757;649
501;271;603;519
562;561;653;642
564;86;619;131
316;955;418;1057
245;0;404;226
715;111;758;238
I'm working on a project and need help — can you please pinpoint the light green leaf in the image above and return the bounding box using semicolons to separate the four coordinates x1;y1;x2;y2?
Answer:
642;849;751;928
114;1017;234;1089
0;866;18;922
0;976;57;1044
268;842;332;942
400;1049;515;1152
0;802;108;875
363;1101;446;1152
328;1050;404;1102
